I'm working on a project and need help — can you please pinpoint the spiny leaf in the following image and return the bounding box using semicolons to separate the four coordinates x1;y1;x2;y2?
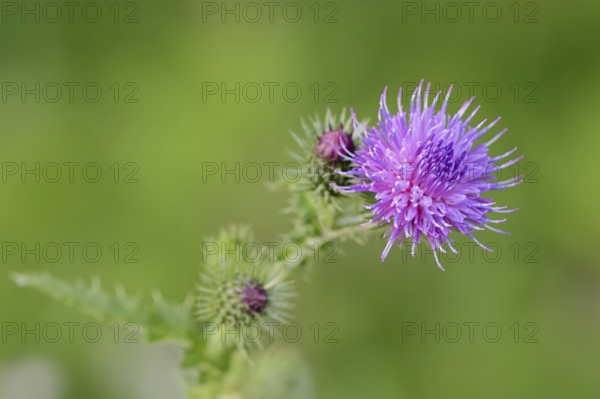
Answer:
11;272;193;344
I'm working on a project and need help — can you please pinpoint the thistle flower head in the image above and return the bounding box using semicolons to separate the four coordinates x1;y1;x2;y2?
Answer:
337;81;523;270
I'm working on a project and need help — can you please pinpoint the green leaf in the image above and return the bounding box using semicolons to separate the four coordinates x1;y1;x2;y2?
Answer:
11;272;193;344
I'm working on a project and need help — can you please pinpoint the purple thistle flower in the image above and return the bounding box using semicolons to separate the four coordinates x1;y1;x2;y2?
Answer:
337;81;523;270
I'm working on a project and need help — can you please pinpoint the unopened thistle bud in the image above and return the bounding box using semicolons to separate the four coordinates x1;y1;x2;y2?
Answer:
286;110;362;200
196;226;294;345
314;125;355;163
206;276;269;325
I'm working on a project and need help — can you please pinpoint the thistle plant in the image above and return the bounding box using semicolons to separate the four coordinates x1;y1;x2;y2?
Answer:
11;81;522;398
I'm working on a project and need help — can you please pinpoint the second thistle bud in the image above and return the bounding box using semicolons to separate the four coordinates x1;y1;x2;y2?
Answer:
242;280;268;314
314;125;355;163
213;277;269;326
196;234;294;342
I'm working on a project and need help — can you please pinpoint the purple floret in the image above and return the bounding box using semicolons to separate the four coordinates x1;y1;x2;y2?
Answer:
314;126;355;163
242;281;268;314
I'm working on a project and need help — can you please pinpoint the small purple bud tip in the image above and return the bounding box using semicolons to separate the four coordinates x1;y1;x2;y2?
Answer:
242;281;268;314
314;125;355;163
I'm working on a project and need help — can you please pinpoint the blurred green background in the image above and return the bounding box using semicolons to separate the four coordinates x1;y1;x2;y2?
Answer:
0;0;599;398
